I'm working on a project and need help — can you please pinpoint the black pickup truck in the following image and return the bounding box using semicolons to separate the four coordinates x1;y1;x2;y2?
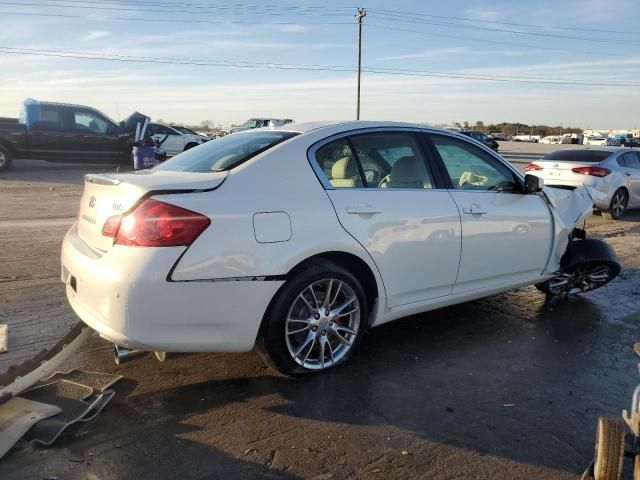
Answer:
0;99;148;172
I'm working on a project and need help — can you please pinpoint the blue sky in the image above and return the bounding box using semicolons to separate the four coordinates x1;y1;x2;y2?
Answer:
1;0;639;128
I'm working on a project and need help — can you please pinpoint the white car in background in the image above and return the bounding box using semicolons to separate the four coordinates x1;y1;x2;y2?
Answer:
229;118;289;134
526;148;640;219
585;137;608;146
148;123;209;156
61;122;619;375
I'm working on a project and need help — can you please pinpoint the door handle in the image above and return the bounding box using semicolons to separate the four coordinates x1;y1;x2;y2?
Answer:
462;206;488;215
346;205;382;215
625;172;632;176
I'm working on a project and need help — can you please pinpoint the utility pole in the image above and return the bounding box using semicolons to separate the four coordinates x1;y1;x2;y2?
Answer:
355;7;366;120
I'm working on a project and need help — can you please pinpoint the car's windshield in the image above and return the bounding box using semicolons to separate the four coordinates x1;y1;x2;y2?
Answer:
154;131;298;172
542;150;611;162
239;119;260;129
173;126;197;135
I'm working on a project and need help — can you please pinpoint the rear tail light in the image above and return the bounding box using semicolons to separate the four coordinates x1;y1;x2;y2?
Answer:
571;166;611;177
102;214;121;238
102;199;210;247
525;163;543;171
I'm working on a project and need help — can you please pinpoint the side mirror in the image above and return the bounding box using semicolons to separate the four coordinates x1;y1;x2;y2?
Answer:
119;121;125;127
524;174;544;193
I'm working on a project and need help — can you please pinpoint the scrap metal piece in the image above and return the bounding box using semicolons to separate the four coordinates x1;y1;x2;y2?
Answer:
20;380;105;446
0;322;93;405
45;370;122;393
0;397;61;459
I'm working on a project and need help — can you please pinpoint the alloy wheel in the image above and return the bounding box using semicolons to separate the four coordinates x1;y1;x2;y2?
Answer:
611;190;626;218
547;264;616;295
285;278;360;370
0;151;6;168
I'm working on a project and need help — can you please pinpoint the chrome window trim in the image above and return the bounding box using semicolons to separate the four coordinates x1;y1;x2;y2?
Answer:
307;126;522;191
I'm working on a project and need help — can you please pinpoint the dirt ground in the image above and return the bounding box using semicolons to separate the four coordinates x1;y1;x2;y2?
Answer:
1;147;640;479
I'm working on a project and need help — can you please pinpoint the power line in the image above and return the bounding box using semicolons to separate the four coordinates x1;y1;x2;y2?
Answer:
367;11;640;47
0;1;348;17
2;46;640;87
40;0;356;11
0;10;352;25
366;23;640;59
366;7;640;37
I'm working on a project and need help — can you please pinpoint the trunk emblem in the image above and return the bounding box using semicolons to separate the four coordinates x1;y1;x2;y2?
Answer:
553;164;559;168
88;196;96;208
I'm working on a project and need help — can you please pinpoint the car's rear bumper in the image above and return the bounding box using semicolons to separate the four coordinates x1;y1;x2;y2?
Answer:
61;223;283;352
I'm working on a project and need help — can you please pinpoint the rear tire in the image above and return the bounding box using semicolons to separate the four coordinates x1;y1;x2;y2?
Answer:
602;189;628;220
0;145;13;172
593;416;625;480
257;261;367;375
536;239;620;295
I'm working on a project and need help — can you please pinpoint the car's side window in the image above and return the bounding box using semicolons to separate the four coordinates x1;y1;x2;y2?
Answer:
626;152;640;169
430;134;518;192
349;132;434;189
314;139;363;188
74;110;110;134
617;156;628;168
31;107;65;130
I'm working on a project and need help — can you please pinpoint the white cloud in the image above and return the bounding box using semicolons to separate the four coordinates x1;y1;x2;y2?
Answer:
82;31;110;42
376;48;468;62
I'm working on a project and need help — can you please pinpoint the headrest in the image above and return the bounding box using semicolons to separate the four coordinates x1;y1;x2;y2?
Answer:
332;156;358;179
389;156;422;182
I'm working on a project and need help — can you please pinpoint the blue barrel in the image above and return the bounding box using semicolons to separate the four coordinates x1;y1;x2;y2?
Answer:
132;146;157;170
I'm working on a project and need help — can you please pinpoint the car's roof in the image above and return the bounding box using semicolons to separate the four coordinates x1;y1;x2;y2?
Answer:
273;120;438;135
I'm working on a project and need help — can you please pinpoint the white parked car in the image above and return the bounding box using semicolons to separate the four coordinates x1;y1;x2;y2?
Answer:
148;123;209;156
526;148;640;219
585;137;608;146
62;122;620;374
229;118;288;134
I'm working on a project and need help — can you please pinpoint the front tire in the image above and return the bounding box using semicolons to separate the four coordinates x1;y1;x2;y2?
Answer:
257;261;367;375
0;145;13;172
602;189;628;220
536;239;620;295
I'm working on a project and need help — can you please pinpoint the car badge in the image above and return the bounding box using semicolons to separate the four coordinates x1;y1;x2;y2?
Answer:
88;196;96;208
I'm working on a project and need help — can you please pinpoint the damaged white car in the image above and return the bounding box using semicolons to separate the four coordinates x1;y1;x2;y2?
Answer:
61;121;620;374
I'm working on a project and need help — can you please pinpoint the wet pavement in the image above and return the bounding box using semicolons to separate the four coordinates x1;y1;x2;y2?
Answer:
1;158;640;479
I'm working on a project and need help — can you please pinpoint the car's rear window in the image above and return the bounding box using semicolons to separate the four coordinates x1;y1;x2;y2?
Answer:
542;150;612;162
154;131;298;172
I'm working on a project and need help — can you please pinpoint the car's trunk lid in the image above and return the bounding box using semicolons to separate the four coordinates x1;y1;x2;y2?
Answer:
77;170;227;253
535;160;601;181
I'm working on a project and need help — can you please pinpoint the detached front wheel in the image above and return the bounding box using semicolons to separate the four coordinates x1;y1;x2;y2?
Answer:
536;239;620;295
257;261;367;375
593;416;625;480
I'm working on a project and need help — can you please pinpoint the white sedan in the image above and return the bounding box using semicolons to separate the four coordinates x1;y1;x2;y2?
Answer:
148;123;209;156
62;121;620;374
526;147;640;219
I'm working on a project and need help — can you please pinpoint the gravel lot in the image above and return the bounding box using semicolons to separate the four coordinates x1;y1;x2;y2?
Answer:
1;144;639;479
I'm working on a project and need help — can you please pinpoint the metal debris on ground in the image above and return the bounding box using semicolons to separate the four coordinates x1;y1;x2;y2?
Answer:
20;371;122;446
0;397;61;458
0;370;122;456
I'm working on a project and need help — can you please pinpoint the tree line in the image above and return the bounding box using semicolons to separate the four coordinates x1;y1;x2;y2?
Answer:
452;121;582;136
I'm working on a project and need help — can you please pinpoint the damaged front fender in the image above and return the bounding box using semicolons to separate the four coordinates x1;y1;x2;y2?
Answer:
542;185;594;274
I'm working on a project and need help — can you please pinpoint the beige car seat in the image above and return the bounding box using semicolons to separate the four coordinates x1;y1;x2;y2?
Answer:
331;157;362;187
380;156;431;189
